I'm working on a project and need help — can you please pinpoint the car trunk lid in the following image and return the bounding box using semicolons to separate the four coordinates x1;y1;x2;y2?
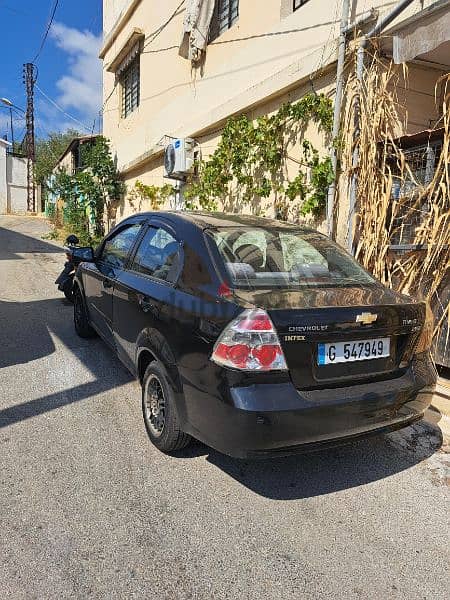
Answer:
232;286;424;390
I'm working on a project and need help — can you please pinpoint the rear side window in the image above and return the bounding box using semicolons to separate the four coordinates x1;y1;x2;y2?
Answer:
207;227;376;289
101;223;142;269
131;226;181;282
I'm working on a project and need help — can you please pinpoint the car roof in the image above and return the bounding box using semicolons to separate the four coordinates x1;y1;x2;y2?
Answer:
129;210;316;231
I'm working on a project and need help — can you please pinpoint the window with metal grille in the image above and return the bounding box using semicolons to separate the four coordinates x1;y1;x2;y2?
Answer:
390;138;443;245
120;55;140;119
209;0;239;42
293;0;311;11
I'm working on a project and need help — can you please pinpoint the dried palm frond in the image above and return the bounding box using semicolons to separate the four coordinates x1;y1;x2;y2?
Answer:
339;51;449;353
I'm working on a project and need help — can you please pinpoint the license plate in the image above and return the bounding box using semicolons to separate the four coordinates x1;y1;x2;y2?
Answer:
317;337;390;365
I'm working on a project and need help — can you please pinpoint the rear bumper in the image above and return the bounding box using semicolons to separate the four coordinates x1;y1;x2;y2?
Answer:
188;353;437;458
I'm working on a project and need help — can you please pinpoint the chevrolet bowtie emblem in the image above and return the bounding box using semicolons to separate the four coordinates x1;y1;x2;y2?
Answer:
356;312;378;325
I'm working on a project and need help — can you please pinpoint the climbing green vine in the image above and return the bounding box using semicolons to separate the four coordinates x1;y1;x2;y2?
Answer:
185;93;334;219
129;181;176;211
50;137;124;244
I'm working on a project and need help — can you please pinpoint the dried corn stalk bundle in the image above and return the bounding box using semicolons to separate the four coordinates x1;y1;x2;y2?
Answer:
340;51;449;348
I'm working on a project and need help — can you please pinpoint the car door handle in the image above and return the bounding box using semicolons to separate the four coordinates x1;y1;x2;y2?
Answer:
138;295;155;313
102;279;113;289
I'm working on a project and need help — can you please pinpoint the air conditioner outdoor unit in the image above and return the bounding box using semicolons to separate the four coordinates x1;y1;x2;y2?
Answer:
164;138;195;179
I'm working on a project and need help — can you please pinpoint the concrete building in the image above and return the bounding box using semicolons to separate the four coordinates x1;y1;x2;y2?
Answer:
46;135;100;217
100;0;450;235
0;139;28;215
51;134;100;177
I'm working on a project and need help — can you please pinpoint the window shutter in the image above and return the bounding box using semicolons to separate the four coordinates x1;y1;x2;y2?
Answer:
116;41;141;78
210;0;239;42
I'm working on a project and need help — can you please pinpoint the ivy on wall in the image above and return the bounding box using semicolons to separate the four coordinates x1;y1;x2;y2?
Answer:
128;181;176;211
184;93;334;219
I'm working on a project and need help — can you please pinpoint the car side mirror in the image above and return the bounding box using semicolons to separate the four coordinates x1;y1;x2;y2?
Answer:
71;246;95;262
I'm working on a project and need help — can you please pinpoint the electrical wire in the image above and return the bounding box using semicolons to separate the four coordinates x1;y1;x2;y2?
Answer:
101;85;118;115
0;107;25;121
101;0;342;148
142;0;186;50
35;84;92;132
11;106;26;119
34;121;61;161
101;0;186;115
0;3;32;17
33;0;60;63
308;0;340;94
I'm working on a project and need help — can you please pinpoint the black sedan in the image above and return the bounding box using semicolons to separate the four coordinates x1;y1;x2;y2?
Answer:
72;212;436;458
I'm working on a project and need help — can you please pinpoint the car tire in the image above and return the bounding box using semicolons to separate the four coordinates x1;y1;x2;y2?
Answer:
63;278;74;303
73;287;96;338
142;362;191;453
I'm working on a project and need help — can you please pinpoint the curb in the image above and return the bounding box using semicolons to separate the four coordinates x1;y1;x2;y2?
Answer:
426;377;450;443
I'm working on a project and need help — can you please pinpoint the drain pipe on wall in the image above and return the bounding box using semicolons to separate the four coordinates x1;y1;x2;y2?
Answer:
327;3;378;239
347;0;416;254
326;0;351;238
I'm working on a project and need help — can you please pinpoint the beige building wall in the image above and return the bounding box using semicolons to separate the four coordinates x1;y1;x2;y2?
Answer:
395;62;448;133
52;150;75;176
112;70;335;225
101;0;448;229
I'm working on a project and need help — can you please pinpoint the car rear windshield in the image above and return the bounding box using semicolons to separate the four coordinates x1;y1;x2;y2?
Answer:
207;227;376;289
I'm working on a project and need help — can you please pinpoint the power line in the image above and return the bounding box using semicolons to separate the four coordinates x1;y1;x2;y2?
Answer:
101;85;117;115
0;3;32;17
33;0;60;63
101;1;186;115
35;84;92;132
0;107;25;122
143;0;186;50
34;121;63;162
87;0;102;33
10;107;26;120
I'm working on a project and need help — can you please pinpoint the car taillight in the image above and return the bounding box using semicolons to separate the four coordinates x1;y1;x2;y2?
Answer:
218;282;232;298
211;308;288;371
415;302;434;354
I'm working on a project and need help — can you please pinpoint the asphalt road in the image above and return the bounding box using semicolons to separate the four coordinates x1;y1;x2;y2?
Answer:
0;215;449;600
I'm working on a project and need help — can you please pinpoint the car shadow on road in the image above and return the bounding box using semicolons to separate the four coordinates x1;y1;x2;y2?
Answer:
0;298;60;368
0;296;133;428
174;419;443;499
1;292;443;497
0;222;443;498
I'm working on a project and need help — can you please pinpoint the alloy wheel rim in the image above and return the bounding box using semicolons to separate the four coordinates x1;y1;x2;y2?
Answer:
144;375;166;437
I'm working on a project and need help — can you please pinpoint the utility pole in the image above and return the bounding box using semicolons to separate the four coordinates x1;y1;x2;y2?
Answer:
23;63;36;213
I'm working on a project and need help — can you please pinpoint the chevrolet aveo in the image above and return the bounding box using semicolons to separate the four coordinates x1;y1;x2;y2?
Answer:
72;212;436;458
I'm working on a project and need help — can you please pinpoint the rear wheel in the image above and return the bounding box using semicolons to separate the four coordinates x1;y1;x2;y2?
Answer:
74;288;96;338
142;362;191;453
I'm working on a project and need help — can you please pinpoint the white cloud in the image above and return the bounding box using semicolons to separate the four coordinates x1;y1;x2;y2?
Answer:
50;21;102;123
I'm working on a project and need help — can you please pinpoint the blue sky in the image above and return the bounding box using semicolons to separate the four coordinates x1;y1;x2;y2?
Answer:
0;0;102;141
